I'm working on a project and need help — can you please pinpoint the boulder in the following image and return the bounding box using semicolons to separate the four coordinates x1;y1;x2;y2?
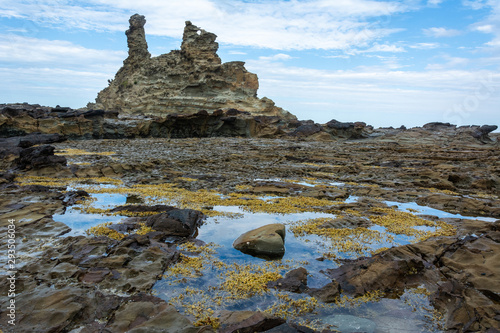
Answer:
14;145;67;170
307;281;341;303
217;310;285;333
233;223;286;259
325;119;369;139
146;209;204;237
289;123;322;137
267;267;308;293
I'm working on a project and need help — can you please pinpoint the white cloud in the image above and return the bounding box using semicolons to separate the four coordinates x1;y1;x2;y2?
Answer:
472;24;494;33
0;34;124;107
259;54;294;62
465;1;500;50
358;43;406;53
423;27;461;37
462;0;489;10
245;58;500;126
0;34;125;68
427;0;444;6
0;67;112;107
409;42;441;49
0;0;409;50
426;55;471;70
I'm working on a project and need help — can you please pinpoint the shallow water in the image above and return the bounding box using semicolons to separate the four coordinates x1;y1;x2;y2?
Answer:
50;186;469;331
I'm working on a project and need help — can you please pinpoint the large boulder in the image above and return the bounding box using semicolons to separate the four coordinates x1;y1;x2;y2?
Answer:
14;145;67;171
233;223;286;259
145;209;204;237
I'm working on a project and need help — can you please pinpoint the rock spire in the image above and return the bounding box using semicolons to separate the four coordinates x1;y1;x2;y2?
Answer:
94;14;295;120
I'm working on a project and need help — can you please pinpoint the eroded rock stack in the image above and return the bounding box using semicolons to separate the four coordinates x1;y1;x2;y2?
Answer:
94;14;295;120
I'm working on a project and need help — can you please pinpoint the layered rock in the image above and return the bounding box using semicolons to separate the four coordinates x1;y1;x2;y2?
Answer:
94;14;295;120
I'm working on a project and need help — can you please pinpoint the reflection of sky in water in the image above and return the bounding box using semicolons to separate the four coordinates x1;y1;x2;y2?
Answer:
197;206;336;288
385;200;497;222
52;186;490;331
53;192;127;236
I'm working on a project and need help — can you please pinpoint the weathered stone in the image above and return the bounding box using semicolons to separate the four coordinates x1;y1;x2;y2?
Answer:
218;310;285;333
307;282;341;303
289;123;322;137
145;209;204;237
105;300;210;333
94;15;295;120
233;223;286;259
267;267;308;293
325;119;369;139
14;145;67;170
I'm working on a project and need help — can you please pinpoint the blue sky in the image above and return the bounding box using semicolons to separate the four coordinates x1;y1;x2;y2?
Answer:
1;0;499;128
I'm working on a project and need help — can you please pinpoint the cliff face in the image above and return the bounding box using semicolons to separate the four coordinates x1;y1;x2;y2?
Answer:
95;14;295;120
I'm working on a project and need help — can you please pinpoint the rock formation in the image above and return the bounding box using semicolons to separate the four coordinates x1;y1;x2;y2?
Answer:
94;14;295;120
233;223;286;259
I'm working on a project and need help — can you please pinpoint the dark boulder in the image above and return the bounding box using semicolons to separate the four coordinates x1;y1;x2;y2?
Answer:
423;122;456;131
470;124;498;142
289;123;322;137
14;145;67;170
146;209;204;237
267;267;308;293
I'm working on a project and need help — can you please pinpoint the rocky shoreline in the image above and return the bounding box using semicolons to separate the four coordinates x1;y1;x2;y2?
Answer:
1;103;498;144
0;122;499;332
1;12;499;333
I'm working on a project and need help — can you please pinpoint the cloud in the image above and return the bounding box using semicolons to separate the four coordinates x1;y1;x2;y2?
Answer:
423;27;461;37
472;24;494;33
259;54;294;62
357;43;406;53
0;0;409;50
427;0;444;6
0;34;124;107
245;57;500;126
0;34;125;68
462;0;489;10
466;1;500;50
409;42;441;49
425;55;471;70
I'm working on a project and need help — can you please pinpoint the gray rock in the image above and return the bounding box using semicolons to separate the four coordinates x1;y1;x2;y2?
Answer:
146;209;204;237
233;223;286;259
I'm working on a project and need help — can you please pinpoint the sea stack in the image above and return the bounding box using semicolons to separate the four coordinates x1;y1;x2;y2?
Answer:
94;14;296;120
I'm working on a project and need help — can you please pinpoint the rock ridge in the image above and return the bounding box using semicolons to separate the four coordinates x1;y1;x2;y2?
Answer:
94;14;295;120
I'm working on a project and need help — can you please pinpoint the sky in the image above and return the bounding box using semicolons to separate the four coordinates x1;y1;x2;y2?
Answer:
0;0;499;128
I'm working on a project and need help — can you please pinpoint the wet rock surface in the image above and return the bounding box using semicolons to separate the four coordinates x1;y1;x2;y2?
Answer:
0;132;499;332
218;311;285;333
233;223;286;259
324;224;500;331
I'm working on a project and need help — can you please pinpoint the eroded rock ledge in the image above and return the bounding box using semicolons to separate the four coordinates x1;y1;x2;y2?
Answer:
93;14;295;120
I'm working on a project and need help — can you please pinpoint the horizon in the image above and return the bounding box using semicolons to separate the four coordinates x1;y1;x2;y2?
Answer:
1;0;499;129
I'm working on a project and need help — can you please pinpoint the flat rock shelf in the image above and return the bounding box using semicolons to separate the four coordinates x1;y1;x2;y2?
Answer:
1;137;499;332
